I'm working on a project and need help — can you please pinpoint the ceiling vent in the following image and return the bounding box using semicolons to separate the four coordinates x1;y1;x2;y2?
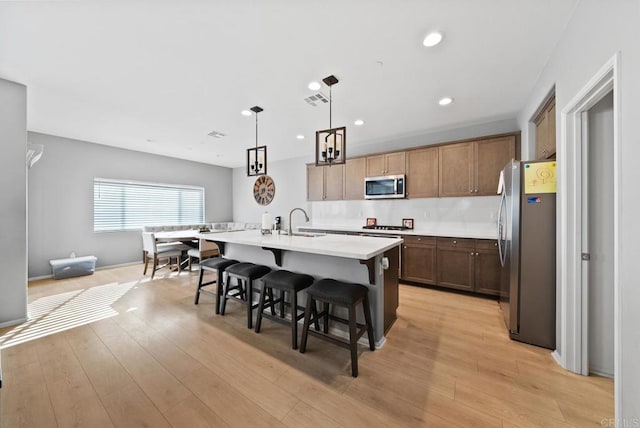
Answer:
304;92;329;107
207;130;227;138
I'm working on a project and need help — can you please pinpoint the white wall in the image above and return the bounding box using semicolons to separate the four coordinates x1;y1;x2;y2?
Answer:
588;91;614;377
232;156;310;230
0;78;28;326
28;132;233;278
517;0;640;419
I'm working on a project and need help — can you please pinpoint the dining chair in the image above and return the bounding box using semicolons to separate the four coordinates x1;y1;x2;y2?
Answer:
141;232;183;279
187;239;220;271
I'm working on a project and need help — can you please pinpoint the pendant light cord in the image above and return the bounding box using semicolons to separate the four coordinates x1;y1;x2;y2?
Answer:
255;111;258;149
329;85;332;130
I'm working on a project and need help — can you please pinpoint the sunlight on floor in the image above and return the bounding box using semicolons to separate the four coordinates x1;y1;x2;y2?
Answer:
0;280;140;349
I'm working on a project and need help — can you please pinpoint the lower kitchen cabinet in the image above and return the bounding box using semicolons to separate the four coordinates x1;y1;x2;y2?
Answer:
474;240;502;296
401;236;436;284
436;238;475;291
401;235;503;296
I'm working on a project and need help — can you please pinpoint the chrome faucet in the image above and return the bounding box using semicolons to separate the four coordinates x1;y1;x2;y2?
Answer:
288;208;309;236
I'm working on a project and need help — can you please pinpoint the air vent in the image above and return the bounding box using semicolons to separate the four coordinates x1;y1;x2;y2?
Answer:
304;92;329;107
207;130;227;138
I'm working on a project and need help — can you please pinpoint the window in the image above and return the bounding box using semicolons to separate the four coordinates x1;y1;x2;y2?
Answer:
93;178;204;232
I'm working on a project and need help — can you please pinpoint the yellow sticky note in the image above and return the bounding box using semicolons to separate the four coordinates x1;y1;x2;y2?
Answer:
524;161;557;194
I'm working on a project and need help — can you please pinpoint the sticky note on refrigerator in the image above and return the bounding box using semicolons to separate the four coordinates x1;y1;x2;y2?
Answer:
524;161;557;194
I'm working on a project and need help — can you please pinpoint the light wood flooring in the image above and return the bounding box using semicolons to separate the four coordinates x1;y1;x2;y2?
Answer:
0;264;613;427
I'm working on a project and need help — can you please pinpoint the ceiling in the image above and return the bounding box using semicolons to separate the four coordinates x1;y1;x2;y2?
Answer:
0;0;577;168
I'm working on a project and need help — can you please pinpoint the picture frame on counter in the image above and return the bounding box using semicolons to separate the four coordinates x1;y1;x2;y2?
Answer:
402;218;414;229
366;217;377;226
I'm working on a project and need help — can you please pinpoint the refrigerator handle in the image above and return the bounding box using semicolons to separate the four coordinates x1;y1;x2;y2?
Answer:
497;190;506;267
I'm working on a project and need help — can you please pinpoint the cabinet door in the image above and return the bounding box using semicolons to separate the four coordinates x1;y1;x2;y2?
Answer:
436;237;474;291
402;243;437;284
324;164;344;200
535;97;556;160
385;152;406;175
474;240;503;296
438;142;474;197
366;155;386;177
344;157;366;200
406;147;438;198
545;101;556;158
475;136;515;195
307;165;324;201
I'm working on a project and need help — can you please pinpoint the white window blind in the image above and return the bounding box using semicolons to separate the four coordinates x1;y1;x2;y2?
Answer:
94;178;204;232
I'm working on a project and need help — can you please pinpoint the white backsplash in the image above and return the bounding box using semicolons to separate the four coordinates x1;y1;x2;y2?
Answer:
310;196;500;233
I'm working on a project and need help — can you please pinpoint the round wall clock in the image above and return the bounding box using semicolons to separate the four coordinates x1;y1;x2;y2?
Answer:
253;175;275;205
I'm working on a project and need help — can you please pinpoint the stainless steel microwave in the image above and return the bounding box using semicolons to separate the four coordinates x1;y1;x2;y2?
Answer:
364;174;406;199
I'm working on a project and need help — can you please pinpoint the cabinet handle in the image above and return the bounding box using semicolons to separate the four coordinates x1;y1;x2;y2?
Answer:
475;252;479;256
494;242;498;247
452;240;457;244
470;252;474;256
404;246;407;249
417;237;421;241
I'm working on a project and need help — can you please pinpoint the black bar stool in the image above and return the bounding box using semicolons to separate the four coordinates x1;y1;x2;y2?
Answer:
254;270;319;349
194;257;239;314
221;262;271;329
299;278;375;377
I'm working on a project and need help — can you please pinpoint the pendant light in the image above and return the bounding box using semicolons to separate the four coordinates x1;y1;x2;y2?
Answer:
246;106;267;176
315;75;346;166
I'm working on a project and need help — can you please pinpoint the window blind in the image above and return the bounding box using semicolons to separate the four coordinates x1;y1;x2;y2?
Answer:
93;178;204;232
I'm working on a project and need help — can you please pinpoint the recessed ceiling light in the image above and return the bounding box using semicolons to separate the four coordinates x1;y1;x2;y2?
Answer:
308;81;321;91
423;31;443;47
296;135;305;140
438;97;453;106
354;119;365;126
241;110;252;116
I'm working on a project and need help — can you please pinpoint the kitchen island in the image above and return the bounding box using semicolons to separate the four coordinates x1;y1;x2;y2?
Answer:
197;229;403;346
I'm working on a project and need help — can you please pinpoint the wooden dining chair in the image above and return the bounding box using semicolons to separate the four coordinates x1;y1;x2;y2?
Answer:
187;239;220;271
141;232;183;279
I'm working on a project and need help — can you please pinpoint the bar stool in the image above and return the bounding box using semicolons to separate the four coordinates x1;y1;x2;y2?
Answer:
254;270;319;349
194;257;239;314
221;262;271;329
299;278;375;377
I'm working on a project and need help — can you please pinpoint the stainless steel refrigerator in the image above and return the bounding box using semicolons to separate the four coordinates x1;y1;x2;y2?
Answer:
497;160;556;349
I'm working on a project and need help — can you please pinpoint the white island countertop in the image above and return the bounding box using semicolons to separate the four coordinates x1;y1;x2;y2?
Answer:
197;229;402;260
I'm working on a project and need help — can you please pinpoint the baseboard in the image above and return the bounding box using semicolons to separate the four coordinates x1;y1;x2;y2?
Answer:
28;261;141;282
0;317;28;329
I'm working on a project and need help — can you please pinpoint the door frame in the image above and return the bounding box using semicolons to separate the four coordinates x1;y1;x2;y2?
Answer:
556;53;621;416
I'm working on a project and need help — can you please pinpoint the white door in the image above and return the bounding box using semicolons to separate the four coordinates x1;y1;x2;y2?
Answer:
584;91;615;377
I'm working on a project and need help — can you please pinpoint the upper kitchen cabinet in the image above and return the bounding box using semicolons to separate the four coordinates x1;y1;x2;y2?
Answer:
438;142;474;197
475;135;516;195
344;157;366;200
406;147;438;198
439;135;516;197
366;151;406;177
306;164;344;201
535;96;556;160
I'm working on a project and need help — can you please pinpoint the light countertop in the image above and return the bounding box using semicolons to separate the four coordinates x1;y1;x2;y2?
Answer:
197;229;403;260
299;224;498;240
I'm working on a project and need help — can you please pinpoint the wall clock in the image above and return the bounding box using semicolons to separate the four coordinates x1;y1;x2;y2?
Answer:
253;175;275;205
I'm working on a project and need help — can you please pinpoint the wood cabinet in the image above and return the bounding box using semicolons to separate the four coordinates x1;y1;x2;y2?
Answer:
406;147;438;198
438;136;515;197
436;238;475;291
535;97;556;160
475;136;516;195
400;235;503;296
401;236;437;284
344;157;366;200
438;143;474;197
366;152;406;177
473;239;502;296
306;164;344;201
